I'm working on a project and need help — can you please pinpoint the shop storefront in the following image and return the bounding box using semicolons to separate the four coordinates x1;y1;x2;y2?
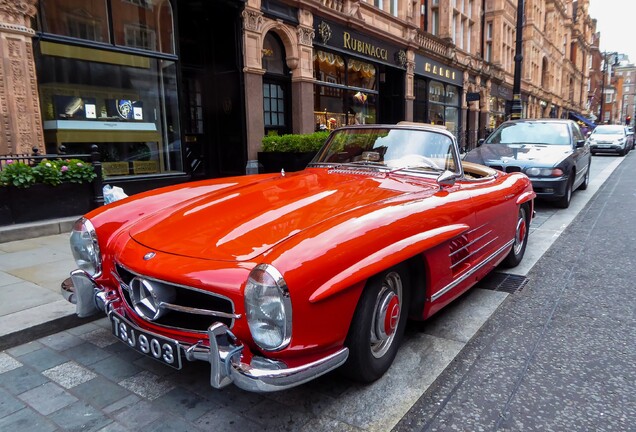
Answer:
35;0;183;185
489;83;512;130
413;54;463;138
33;0;246;193
312;19;407;130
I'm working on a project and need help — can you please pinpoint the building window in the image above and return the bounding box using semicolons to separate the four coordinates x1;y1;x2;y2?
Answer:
263;83;286;127
124;24;156;51
66;15;103;42
606;93;612;103
485;42;492;62
431;10;439;35
390;0;398;16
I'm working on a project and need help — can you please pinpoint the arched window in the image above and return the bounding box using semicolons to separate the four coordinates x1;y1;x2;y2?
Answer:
263;33;287;75
262;33;291;135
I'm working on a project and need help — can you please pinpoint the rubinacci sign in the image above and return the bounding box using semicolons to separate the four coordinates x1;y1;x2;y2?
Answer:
415;54;463;87
342;32;388;61
313;19;405;68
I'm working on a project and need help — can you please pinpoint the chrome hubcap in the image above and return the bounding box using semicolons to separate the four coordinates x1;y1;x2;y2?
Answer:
370;272;402;359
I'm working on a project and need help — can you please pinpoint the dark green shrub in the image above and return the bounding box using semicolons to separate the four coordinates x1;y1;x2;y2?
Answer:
262;131;329;153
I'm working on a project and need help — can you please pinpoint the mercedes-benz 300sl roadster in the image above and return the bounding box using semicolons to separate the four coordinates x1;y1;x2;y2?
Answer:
64;123;535;392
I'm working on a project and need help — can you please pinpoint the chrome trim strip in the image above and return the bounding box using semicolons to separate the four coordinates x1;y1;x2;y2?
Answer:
432;239;514;301
115;262;236;306
159;302;241;320
450;236;498;269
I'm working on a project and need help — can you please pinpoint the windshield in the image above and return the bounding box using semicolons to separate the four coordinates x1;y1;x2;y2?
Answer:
592;126;624;135
486;122;571;145
310;127;459;173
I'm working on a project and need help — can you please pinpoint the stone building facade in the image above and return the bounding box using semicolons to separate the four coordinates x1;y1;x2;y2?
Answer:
0;0;597;191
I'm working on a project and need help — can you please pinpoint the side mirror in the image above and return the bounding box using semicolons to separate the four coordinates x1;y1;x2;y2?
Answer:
436;170;457;188
477;138;485;148
575;139;586;148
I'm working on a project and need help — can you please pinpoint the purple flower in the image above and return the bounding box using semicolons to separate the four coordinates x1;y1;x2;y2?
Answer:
61;166;69;172
6;159;13;164
76;163;83;167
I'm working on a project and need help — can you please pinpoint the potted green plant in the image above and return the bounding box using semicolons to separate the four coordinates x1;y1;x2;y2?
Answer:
257;131;329;173
0;158;97;225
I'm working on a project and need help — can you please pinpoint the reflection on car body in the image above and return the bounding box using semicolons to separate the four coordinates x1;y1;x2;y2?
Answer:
64;122;535;392
464;119;592;209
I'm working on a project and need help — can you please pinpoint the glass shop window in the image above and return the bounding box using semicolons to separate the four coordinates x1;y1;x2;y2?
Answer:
39;0;175;55
429;81;445;103
314;50;378;130
36;46;183;178
112;0;175;54
314;51;346;86
40;0;110;43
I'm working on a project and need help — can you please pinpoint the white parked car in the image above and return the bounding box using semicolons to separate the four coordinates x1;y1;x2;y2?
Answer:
588;125;633;156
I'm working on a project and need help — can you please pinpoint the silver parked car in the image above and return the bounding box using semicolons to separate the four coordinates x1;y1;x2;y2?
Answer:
588;125;633;156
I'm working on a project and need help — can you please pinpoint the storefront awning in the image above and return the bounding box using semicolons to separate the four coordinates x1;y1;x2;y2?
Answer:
569;112;596;129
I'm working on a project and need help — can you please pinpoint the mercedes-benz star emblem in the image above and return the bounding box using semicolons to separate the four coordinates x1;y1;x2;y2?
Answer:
130;277;175;321
143;252;156;260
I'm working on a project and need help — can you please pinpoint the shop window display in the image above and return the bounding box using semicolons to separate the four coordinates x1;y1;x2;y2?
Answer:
314;51;378;130
37;0;180;178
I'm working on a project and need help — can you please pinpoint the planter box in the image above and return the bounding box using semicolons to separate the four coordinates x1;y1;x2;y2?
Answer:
257;151;317;174
1;182;93;226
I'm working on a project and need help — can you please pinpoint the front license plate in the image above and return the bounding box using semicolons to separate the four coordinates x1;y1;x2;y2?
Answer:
598;145;610;148
109;311;182;369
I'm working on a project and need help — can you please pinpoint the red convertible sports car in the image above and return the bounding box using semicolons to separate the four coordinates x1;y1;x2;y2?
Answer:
64;123;535;392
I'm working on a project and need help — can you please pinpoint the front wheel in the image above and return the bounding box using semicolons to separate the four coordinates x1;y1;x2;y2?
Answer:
341;265;411;383
502;205;529;268
555;175;573;208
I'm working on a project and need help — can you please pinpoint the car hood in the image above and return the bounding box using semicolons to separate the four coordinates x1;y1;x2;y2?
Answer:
129;170;435;261
589;133;623;141
464;143;572;167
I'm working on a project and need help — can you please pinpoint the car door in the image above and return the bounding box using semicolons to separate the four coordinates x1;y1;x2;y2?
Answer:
570;122;591;188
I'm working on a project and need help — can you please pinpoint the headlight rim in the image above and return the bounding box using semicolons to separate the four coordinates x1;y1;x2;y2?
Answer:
70;217;102;278
245;263;292;352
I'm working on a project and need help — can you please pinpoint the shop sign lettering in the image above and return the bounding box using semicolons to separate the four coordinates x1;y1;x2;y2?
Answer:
424;62;456;81
343;32;388;61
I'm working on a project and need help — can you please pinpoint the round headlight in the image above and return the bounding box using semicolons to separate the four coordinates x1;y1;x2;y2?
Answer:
244;264;292;351
69;217;102;277
526;167;541;176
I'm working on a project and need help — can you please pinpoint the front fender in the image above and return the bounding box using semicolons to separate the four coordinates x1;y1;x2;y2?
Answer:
308;223;469;303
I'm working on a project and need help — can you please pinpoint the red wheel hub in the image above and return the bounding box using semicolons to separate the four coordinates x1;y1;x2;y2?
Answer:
383;294;400;336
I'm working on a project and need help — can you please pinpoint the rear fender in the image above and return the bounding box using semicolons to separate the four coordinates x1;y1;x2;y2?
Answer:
308;224;469;303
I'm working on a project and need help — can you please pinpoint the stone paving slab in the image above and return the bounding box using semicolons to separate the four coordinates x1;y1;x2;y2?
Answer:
0;287;504;431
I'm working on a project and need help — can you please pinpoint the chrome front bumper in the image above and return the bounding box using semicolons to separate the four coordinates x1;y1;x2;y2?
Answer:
62;269;349;392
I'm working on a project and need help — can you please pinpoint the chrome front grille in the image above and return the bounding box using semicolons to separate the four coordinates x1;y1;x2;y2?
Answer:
114;263;236;333
489;165;521;173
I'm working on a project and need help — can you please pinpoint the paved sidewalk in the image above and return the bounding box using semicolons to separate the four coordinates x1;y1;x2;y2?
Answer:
0;217;96;350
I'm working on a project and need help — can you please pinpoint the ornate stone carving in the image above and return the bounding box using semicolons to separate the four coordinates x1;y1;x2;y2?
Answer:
298;27;314;46
242;8;263;33
0;0;37;35
394;50;407;68
0;0;44;154
318;21;332;45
